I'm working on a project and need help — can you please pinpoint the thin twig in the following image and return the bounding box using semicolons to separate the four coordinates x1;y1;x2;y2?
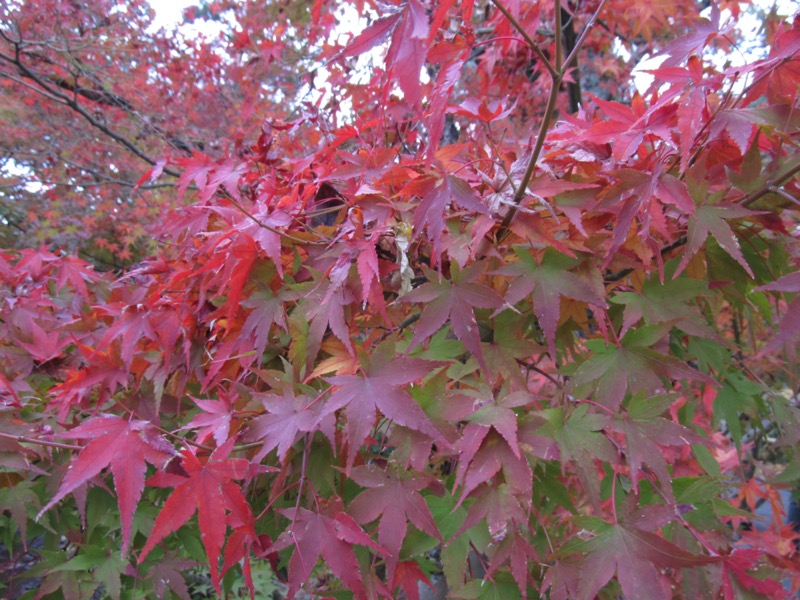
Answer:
0;47;180;177
0;431;82;451
489;0;558;80
740;154;800;207
562;0;610;71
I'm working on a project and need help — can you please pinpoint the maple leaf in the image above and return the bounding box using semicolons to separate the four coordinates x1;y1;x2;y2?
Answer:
179;394;235;447
755;272;800;352
454;427;533;506
234;202;293;278
339;0;428;105
539;405;615;509
611;272;718;339
558;517;713;600
240;285;292;353
133;156;168;191
138;442;260;595
454;483;529;544
176;151;215;199
38;415;175;554
301;277;355;370
269;497;384;599
487;530;539;598
348;464;443;581
321;343;448;469
384;0;429;105
574;95;650;162
0;480;43;548
17;319;70;362
500;248;605;359
393;560;435;600
597;167;695;267
427;37;470;159
571;325;716;411
449;97;516;123
338;7;402;60
676;204;758;278
246;387;333;462
719;548;788;600
54;254;99;298
400;262;503;372
608;394;705;496
97;302;159;368
409;174;490;258
205;158;248;202
657;4;727;65
144;555;195;600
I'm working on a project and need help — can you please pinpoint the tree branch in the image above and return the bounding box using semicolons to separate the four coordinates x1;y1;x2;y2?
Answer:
0;46;181;177
492;0;608;243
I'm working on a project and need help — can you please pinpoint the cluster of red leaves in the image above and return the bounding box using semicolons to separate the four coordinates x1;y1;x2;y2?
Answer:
1;1;800;599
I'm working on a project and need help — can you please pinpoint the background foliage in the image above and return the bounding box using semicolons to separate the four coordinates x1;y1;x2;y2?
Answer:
1;0;800;598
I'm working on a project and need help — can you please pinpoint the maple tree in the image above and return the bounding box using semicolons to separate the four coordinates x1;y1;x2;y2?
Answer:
1;0;800;598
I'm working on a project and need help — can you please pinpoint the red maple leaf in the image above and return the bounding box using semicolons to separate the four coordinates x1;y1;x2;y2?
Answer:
408;174;490;258
138;441;262;595
338;0;428;105
719;548;788;600
180;393;236;447
393;560;435;600
38;415;175;553
559;517;715;600
756;272;800;352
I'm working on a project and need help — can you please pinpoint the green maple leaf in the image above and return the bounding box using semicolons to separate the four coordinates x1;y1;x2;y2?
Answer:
611;273;717;339
539;405;615;509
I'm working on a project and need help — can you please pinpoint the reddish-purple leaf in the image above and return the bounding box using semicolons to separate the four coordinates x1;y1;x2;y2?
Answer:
401;262;502;371
269;498;384;599
246;388;330;462
339;11;402;59
322;344;448;469
348;464;442;581
500;248;605;359
677;204;757;277
411;175;490;258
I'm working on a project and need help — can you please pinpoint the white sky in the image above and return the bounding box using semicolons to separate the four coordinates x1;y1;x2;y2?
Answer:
150;0;195;31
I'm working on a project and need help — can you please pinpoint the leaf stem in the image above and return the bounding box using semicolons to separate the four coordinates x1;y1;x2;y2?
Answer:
256;480;302;521
516;358;563;388
219;190;328;246
611;457;620;524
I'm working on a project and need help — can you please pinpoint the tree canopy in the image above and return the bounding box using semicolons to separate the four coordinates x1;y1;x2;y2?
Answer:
1;0;799;598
